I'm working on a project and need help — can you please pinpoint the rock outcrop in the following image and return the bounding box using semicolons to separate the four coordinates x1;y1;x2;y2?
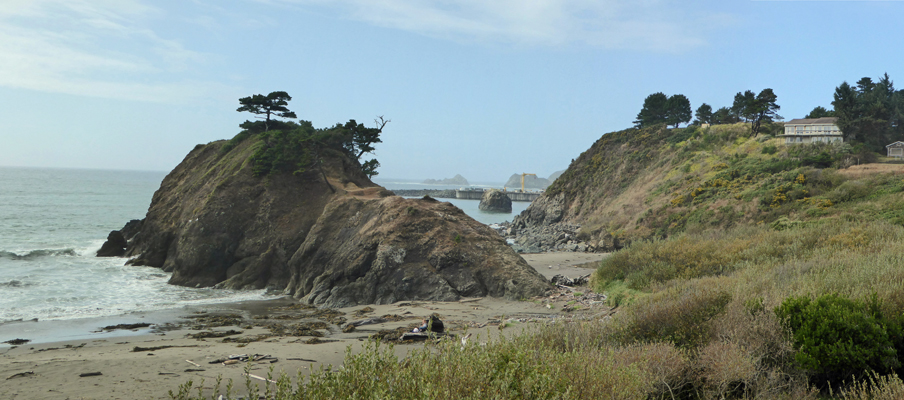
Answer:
97;219;143;257
502;170;564;190
423;174;468;185
478;190;512;213
96;231;127;257
102;135;550;307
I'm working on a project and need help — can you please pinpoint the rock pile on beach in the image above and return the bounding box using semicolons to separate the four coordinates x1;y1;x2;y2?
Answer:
508;222;589;253
505;189;623;253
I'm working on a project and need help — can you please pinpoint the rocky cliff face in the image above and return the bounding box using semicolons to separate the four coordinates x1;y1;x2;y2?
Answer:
511;127;674;253
106;135;550;307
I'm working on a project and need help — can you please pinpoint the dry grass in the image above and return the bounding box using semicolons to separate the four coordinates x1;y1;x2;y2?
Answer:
836;163;904;179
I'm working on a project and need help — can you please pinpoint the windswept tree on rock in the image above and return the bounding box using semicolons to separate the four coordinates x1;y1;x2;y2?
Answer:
237;91;298;132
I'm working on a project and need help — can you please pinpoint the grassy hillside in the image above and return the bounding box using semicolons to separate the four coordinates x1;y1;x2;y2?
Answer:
547;123;891;246
577;123;904;396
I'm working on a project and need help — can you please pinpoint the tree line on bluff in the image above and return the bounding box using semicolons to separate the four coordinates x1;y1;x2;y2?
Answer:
634;72;904;152
230;91;387;179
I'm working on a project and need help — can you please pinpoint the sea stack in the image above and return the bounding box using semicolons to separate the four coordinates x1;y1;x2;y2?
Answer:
478;189;512;213
100;133;550;307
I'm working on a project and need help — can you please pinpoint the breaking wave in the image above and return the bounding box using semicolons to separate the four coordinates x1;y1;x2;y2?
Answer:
0;249;78;260
0;280;36;288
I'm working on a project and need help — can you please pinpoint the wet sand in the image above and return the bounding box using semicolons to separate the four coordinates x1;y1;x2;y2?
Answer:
0;252;607;399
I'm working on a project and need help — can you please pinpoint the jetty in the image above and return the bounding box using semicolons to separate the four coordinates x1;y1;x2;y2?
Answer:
454;189;540;202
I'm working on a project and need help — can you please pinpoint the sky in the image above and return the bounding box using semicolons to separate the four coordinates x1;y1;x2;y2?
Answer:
1;0;903;183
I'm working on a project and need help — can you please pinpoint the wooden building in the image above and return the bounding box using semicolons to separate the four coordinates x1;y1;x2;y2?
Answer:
887;141;904;159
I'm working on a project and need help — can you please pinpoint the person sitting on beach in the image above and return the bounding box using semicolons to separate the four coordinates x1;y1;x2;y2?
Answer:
412;314;444;333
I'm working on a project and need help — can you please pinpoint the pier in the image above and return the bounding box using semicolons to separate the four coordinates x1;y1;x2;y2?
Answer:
390;189;542;202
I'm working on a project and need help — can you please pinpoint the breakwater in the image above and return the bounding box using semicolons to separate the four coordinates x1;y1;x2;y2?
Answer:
391;189;456;198
390;189;541;202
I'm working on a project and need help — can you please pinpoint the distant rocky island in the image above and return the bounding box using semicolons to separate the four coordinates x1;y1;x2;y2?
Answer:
503;170;565;190
423;174;468;185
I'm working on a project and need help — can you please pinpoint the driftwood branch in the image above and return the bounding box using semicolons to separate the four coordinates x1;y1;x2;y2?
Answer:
245;373;277;384
6;371;34;380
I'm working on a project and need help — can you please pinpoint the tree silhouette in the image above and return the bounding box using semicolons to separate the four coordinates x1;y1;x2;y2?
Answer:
237;91;297;131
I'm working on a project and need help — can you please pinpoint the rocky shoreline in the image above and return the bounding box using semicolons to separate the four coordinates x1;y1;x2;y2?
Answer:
0;253;605;399
388;190;605;254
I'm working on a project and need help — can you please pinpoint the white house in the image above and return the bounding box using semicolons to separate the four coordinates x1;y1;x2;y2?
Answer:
887;141;904;159
780;117;843;144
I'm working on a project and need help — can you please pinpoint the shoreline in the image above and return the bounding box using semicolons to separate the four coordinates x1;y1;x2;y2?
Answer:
0;252;607;399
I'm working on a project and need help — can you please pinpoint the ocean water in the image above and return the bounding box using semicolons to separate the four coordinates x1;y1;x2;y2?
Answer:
374;178;532;225
0;170;530;324
0;167;270;324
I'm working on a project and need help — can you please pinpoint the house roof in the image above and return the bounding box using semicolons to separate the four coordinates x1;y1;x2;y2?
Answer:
886;141;904;148
785;117;838;125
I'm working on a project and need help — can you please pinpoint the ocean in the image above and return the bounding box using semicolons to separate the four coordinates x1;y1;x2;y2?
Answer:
374;178;532;225
0;169;530;325
0;167;272;325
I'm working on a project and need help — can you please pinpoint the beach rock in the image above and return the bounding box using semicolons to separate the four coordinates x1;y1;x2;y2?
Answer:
111;135;550;307
478;190;512;213
96;230;127;257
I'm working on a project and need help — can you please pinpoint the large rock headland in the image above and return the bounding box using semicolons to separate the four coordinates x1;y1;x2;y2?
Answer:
100;134;550;307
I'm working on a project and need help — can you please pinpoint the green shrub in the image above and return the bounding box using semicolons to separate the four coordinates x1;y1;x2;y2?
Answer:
250;127;315;177
614;280;731;348
829;180;872;203
775;293;900;384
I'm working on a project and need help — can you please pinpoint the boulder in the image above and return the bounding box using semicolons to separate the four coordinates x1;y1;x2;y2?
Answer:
478;190;512;213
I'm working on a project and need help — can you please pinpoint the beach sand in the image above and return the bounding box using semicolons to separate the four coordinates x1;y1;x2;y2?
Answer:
0;252;607;400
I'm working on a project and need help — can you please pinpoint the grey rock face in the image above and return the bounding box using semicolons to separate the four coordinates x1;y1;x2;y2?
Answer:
478;190;512;213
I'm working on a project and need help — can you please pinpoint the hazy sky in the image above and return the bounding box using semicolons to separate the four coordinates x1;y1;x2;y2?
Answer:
1;0;902;182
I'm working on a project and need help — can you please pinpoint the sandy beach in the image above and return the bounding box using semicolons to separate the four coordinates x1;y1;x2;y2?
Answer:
0;252;607;400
